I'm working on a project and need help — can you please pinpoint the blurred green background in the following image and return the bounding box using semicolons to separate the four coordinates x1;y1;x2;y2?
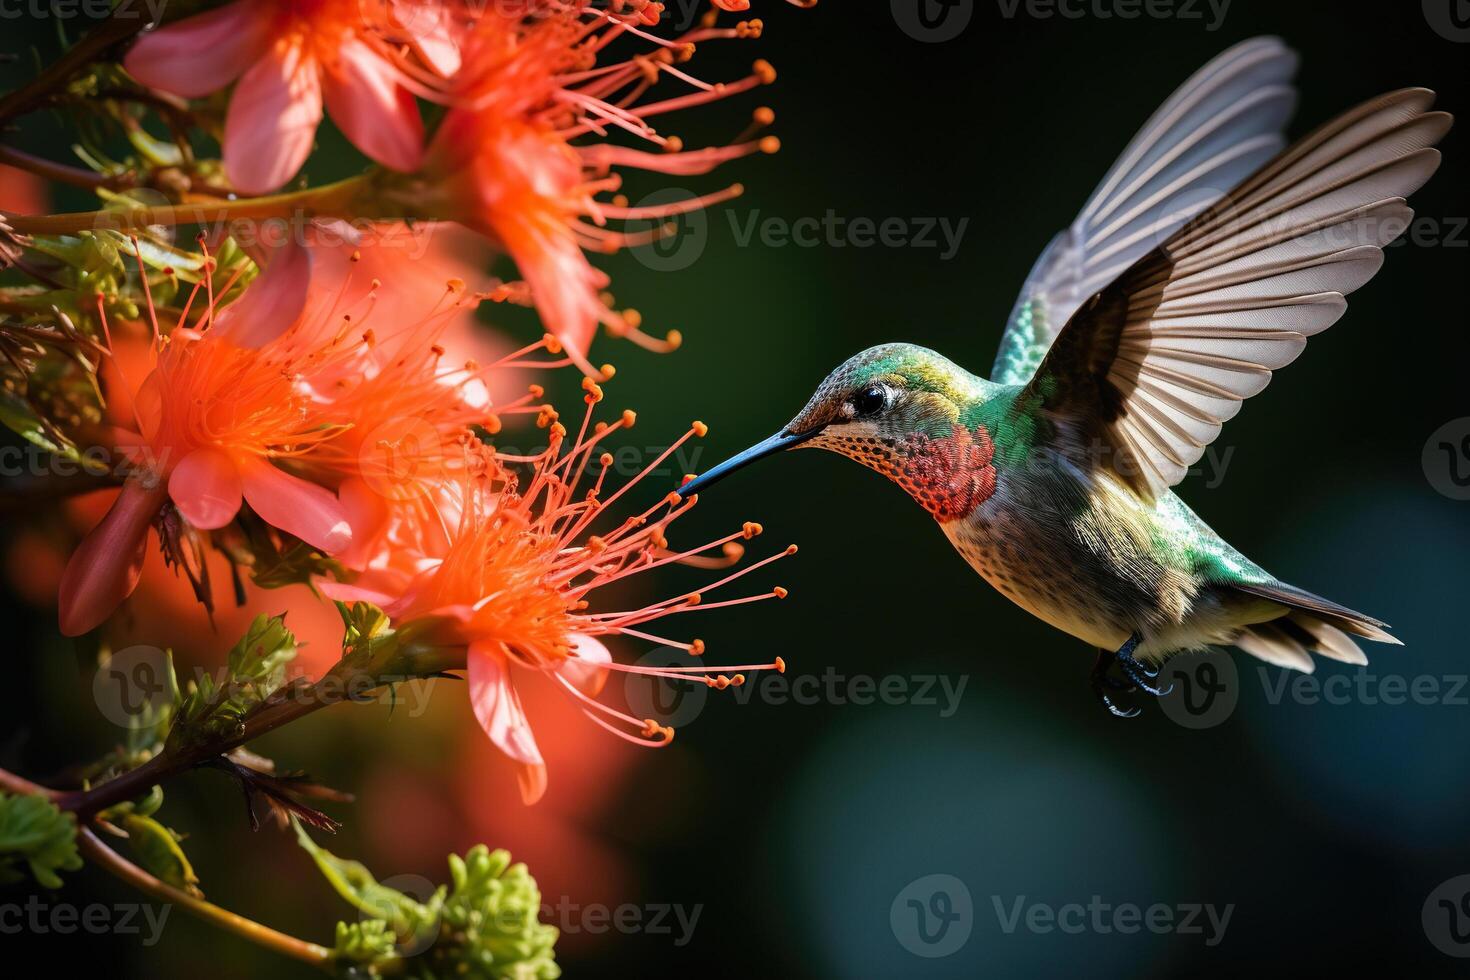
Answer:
4;1;1470;976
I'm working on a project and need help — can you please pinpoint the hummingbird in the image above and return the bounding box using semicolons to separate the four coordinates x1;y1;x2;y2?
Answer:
676;38;1450;716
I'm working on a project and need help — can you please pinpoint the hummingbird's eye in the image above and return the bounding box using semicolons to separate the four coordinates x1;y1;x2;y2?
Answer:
850;384;889;418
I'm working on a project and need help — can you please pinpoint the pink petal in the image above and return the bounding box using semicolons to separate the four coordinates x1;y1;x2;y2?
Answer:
395;0;462;77
124;1;276;99
212;239;312;348
468;640;545;778
224;40;323;194
317;581;400;607
167;447;243;530
557;634;611;698
58;480;169;636
334;476;389;570
238;456;352;553
321;37;424;173
516;763;548;807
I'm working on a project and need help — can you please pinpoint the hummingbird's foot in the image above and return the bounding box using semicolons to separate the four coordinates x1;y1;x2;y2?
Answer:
1090;648;1141;718
1114;631;1173;697
1090;633;1173;716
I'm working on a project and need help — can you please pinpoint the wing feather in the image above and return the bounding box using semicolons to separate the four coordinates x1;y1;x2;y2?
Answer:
1022;89;1450;499
991;38;1300;385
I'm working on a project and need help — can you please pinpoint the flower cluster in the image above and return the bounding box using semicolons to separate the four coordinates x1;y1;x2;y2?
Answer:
0;0;802;805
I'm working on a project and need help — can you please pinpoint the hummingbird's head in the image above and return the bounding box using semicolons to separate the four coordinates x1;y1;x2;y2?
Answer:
678;344;1001;520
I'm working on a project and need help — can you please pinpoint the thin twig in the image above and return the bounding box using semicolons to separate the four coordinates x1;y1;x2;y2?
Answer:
77;827;333;969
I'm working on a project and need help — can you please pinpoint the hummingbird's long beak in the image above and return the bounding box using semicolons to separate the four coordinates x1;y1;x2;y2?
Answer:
676;426;823;497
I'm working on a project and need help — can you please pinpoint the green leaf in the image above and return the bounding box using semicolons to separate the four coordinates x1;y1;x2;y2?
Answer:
227;614;297;693
0;388;81;461
333;919;399;965
0;793;83;889
292;817;442;943
170;615;298;749
120;813;201;898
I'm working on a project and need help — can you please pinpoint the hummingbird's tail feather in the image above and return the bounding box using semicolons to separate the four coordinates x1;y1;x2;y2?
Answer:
1231;580;1399;673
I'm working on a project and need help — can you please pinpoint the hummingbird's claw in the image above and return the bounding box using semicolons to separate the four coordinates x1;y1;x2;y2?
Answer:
1116;652;1174;697
1090;634;1171;716
1092;681;1143;718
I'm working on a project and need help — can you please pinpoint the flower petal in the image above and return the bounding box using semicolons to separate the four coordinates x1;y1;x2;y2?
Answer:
321;37;424;173
167;447;243;530
468;641;546;804
334;475;390;570
212;239;313;348
316;581;400;607
516;763;548;807
224;39;323;194
400;0;462;78
123;1;276;99
58;480;169;636
557;634;611;698
238;456;352;553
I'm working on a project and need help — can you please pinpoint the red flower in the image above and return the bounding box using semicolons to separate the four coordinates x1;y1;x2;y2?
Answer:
322;387;792;804
125;0;445;193
413;3;778;368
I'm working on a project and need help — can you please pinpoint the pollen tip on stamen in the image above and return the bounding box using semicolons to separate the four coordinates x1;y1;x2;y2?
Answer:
732;673;747;686
691;420;708;437
687;593;702;606
754;106;775;125
754;59;776;84
785;544;798;555
622;409;637;428
665;329;683;350
528;384;545;398
601;363;616;378
774;656;786;674
741;521;762;539
599;452;614;467
446;278;465;293
543;333;563;354
663;135;685;154
664;490;684;506
690;638;706;656
773;586;788;599
350;250;361;263
759;135;781;154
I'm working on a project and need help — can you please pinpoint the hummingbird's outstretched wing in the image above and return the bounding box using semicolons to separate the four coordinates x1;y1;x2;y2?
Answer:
990;37;1299;386
1020;89;1450;501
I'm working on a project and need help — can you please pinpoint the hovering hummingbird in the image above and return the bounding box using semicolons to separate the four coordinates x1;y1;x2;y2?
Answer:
677;38;1450;716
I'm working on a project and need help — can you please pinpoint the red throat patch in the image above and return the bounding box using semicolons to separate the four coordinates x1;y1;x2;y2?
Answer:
896;424;998;522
